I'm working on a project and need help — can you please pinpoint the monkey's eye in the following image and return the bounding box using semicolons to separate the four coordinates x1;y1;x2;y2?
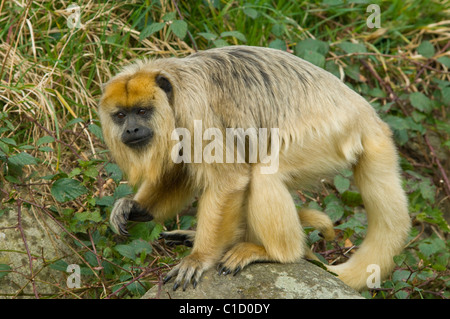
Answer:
116;112;126;119
137;109;147;116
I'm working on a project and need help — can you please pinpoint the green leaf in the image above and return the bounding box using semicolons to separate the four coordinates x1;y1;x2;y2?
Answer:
409;92;432;113
51;178;88;202
417;41;435;58
341;191;363;207
88;124;103;141
8;152;38;166
303;50;325;68
105;163;123;183
295;39;329;56
162;12;176;22
441;86;450;106
324;195;344;222
0;137;17;146
115;239;152;260
198;32;217;41
213;39;229;48
243;7;259;19
392;269;411;282
437;56;450;68
115;244;136;259
0;264;12;279
74;211;103;223
113;184;134;200
419;180;436;203
170;20;188;39
131;239;152;255
38;146;54;153
149;223;164;241
140;22;165;40
271;24;284;37
126;280;147;296
334;175;350;193
269;38;287;51
393;254;406;266
95;195;114;207
36;136;55;146
337;41;367;54
220;31;246;42
49;260;69;272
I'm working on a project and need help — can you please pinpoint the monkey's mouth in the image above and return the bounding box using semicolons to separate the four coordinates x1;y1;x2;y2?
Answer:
124;134;153;149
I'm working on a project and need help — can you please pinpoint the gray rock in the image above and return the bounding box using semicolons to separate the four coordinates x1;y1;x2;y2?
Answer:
142;259;363;299
0;207;72;298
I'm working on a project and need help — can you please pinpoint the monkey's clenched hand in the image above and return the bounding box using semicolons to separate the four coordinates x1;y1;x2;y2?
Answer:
110;198;153;236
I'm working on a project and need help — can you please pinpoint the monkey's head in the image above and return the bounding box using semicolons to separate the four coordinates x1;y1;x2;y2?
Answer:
99;64;176;186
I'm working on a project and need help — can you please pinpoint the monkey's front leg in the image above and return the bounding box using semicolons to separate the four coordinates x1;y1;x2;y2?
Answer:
110;198;153;236
163;183;246;291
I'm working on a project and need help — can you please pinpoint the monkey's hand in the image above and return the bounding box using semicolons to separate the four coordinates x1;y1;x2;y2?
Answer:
163;253;210;291
110;198;153;236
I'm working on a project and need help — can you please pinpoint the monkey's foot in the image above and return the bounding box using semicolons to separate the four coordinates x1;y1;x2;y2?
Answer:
218;242;269;276
110;198;153;236
160;230;196;247
163;253;210;291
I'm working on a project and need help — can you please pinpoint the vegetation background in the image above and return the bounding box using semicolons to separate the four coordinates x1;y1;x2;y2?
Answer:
0;0;448;299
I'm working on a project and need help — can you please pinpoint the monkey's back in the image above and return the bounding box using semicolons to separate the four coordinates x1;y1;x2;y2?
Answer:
158;46;378;148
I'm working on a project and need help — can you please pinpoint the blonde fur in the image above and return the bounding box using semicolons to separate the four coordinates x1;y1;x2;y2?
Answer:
100;46;410;291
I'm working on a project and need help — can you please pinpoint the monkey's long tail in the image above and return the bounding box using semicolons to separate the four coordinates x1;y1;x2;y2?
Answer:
327;126;411;291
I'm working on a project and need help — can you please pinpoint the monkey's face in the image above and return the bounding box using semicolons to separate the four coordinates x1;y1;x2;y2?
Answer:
99;70;173;151
99;68;176;185
112;106;154;149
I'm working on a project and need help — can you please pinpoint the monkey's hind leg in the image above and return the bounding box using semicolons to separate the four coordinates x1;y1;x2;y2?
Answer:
219;172;305;275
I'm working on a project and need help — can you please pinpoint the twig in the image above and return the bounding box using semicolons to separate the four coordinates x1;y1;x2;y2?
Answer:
359;58;410;116
16;199;39;299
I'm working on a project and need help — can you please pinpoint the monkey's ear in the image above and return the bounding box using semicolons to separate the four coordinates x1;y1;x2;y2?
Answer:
155;74;173;99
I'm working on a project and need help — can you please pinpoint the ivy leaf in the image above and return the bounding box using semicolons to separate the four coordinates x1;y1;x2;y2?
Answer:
51;178;88;202
324;195;344;222
334;175;350;193
169;20;188;39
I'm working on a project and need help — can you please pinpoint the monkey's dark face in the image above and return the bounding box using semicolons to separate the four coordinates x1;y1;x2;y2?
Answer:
112;106;154;149
99;70;173;152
